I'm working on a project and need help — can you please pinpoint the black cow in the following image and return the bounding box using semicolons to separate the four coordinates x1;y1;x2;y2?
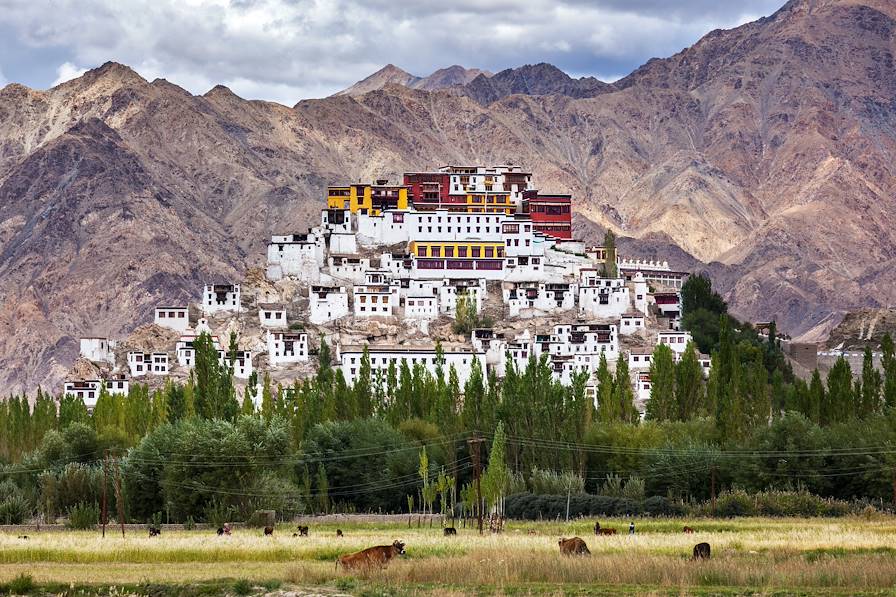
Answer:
693;542;711;560
148;527;161;537
443;527;457;536
264;526;274;536
336;529;344;537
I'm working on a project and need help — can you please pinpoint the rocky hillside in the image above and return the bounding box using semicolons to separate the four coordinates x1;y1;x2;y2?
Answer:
0;0;894;393
335;64;491;96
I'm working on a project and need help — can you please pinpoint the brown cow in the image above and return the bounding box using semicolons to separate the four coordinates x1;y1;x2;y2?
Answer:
683;526;696;534
558;537;590;556
597;528;617;536
336;529;343;537
692;542;711;560
336;540;406;570
263;526;274;536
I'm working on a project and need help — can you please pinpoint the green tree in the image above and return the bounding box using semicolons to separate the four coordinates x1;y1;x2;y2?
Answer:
676;342;705;420
882;333;896;409
601;229;617;278
646;344;676;421
595;353;616;422
613;357;638;423
861;347;882;417
825;357;854;425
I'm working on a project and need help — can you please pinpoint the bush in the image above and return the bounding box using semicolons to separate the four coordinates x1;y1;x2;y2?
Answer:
1;573;35;595
247;510;276;528
66;502;99;530
0;495;29;525
689;489;854;518
205;497;235;527
504;493;675;519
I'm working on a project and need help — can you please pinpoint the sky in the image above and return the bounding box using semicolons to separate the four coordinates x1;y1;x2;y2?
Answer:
0;0;786;106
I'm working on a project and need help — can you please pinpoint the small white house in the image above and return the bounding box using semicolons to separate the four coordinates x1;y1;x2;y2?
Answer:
632;272;649;316
657;331;693;354
309;285;350;324
223;350;254;379
266;233;325;282
62;380;102;411
628;350;653;371
267;331;309;365
127;352;169;377
503;281;576;317
404;295;439;320
258;304;288;328
353;285;395;317
105;376;129;396
619;313;646;336
176;333;222;368
154;306;190;333
79;338;116;365
438;279;485;316
328;255;370;285
578;274;630;319
202;284;241;314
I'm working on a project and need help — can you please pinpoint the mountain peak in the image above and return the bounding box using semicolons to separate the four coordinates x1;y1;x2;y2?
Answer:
334;65;419;96
76;61;146;88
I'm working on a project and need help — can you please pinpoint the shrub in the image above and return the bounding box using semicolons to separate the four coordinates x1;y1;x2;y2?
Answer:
247;509;276;528
66;502;99;530
0;495;29;525
205;497;235;527
232;579;252;596
2;573;35;595
183;515;196;530
689;489;854;518
503;493;674;519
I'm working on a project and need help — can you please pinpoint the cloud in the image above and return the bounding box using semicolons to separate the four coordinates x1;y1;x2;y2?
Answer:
0;0;786;104
52;61;88;86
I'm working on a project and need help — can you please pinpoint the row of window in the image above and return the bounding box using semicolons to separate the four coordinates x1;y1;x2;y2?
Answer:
415;245;505;258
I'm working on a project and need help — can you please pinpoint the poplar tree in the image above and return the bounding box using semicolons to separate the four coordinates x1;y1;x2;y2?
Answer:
646;344;676;421
613;357;638;423
462;357;487;431
261;371;274;420
601;229;617;278
882;333;896;408
354;345;372;418
861;346;882;417
806;370;824;423
676;342;705;420
595;353;616;422
825;356;854;424
715;315;744;439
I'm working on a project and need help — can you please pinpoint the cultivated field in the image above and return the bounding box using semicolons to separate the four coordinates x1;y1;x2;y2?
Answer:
3;517;896;595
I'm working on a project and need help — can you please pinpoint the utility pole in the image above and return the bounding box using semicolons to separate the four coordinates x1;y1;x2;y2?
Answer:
113;455;126;538
102;450;109;538
468;434;485;535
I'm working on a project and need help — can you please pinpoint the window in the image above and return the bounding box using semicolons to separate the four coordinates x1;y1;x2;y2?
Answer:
360;295;367;303
445;246;455;257
458;247;468;257
485;247;494;258
472;247;481;258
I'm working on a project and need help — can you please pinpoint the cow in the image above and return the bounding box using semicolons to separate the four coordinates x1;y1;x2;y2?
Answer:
692;542;711;560
148;527;161;537
443;527;457;536
264;526;274;536
296;525;309;536
597;528;617;536
336;540;406;571
16;536;28;540
558;537;590;556
527;529;537;535
683;526;696;534
336;529;343;538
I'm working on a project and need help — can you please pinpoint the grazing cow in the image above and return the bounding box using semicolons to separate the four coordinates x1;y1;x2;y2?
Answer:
597;528;617;536
336;529;343;537
558;537;590;556
296;525;309;537
264;526;274;536
683;526;696;534
527;529;537;535
443;527;457;536
148;527;161;537
336;540;406;570
693;542;711;560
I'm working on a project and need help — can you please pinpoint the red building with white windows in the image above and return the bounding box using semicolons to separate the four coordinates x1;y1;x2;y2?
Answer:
523;190;572;239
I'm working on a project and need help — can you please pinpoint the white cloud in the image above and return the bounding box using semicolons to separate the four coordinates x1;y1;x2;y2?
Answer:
52;61;88;86
0;0;785;103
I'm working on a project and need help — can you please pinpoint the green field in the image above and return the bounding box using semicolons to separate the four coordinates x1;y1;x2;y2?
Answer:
4;517;896;595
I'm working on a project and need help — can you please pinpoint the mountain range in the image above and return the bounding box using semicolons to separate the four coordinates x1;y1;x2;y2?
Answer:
0;0;894;394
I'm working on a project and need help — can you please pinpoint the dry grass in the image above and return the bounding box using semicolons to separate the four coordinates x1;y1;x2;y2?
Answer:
3;518;896;594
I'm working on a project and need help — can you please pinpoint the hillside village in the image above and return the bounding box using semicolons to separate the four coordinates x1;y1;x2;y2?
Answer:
63;165;708;415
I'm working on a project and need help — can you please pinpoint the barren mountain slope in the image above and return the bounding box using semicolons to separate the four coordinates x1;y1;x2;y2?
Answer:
0;0;893;392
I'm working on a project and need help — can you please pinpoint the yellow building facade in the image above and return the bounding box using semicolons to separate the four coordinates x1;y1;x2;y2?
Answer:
327;184;409;216
409;241;506;259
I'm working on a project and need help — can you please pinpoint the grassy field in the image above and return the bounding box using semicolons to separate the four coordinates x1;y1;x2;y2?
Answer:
4;517;896;595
